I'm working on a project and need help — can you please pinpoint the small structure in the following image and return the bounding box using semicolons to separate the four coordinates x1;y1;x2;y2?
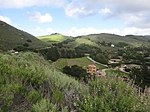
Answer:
87;64;97;75
111;44;115;47
108;58;122;64
9;50;19;55
125;64;140;69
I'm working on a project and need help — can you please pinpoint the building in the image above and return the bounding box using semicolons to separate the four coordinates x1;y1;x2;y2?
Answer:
108;58;122;64
87;64;97;75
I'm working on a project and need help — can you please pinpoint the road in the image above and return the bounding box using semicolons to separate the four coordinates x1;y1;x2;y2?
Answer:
86;56;108;67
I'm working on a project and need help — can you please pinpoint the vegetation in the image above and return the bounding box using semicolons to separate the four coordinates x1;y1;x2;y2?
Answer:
0;52;150;112
130;63;150;89
77;77;150;112
0;52;86;111
105;70;128;77
63;65;88;79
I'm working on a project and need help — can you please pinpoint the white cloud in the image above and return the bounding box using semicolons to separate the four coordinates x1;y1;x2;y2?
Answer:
65;2;95;18
0;16;11;24
29;27;54;36
64;27;120;37
65;0;150;28
46;28;54;34
29;12;53;23
63;27;150;37
99;8;112;16
0;0;67;8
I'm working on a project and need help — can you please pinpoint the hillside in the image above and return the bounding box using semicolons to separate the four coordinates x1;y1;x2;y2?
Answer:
0;52;150;111
38;33;72;45
0;21;48;51
75;33;150;48
43;33;150;52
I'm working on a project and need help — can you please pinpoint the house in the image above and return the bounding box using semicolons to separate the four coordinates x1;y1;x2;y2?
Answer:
125;64;141;69
87;64;97;75
111;44;115;47
108;58;122;64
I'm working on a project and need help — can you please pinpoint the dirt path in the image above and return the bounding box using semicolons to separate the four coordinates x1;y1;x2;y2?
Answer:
86;56;108;67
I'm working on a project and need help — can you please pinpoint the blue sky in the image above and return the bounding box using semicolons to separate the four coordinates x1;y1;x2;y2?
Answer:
0;0;150;36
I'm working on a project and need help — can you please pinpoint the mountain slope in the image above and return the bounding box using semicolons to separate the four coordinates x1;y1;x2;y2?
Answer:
38;33;72;45
0;21;48;51
78;33;150;47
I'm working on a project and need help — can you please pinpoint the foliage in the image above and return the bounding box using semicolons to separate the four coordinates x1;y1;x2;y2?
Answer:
130;63;150;89
63;65;88;79
76;77;150;112
0;52;150;112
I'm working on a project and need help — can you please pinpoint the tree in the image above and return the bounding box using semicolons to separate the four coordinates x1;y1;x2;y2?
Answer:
130;63;150;89
63;65;88;79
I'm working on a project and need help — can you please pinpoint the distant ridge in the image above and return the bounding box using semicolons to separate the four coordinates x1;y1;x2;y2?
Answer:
0;20;48;51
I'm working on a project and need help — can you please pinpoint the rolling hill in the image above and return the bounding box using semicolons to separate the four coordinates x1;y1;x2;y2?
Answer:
0;20;48;51
37;33;72;45
76;33;150;48
40;33;150;50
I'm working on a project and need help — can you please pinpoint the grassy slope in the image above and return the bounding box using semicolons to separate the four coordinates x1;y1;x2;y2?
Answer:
38;34;71;44
0;21;48;51
52;57;106;70
0;52;86;111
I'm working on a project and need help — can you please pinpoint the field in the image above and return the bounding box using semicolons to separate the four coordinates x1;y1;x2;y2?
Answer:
52;57;106;70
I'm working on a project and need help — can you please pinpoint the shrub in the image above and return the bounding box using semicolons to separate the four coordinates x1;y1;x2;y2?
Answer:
76;77;150;112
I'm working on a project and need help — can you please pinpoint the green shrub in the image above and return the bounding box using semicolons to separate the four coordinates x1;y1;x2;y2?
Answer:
32;99;57;112
76;77;150;112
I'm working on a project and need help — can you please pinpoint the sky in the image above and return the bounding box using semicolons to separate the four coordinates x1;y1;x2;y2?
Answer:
0;0;150;37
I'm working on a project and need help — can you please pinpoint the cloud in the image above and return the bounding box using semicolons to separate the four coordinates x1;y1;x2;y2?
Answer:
65;0;150;28
65;1;96;18
64;27;120;37
99;8;112;16
29;12;53;23
28;27;54;36
63;27;150;37
0;0;67;8
0;16;11;24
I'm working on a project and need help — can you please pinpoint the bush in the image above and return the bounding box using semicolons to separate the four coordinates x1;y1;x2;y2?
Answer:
63;65;88;79
76;77;150;112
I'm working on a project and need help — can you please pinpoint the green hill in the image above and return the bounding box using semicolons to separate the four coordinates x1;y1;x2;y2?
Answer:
77;33;150;47
38;33;72;45
57;33;150;49
0;20;48;51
